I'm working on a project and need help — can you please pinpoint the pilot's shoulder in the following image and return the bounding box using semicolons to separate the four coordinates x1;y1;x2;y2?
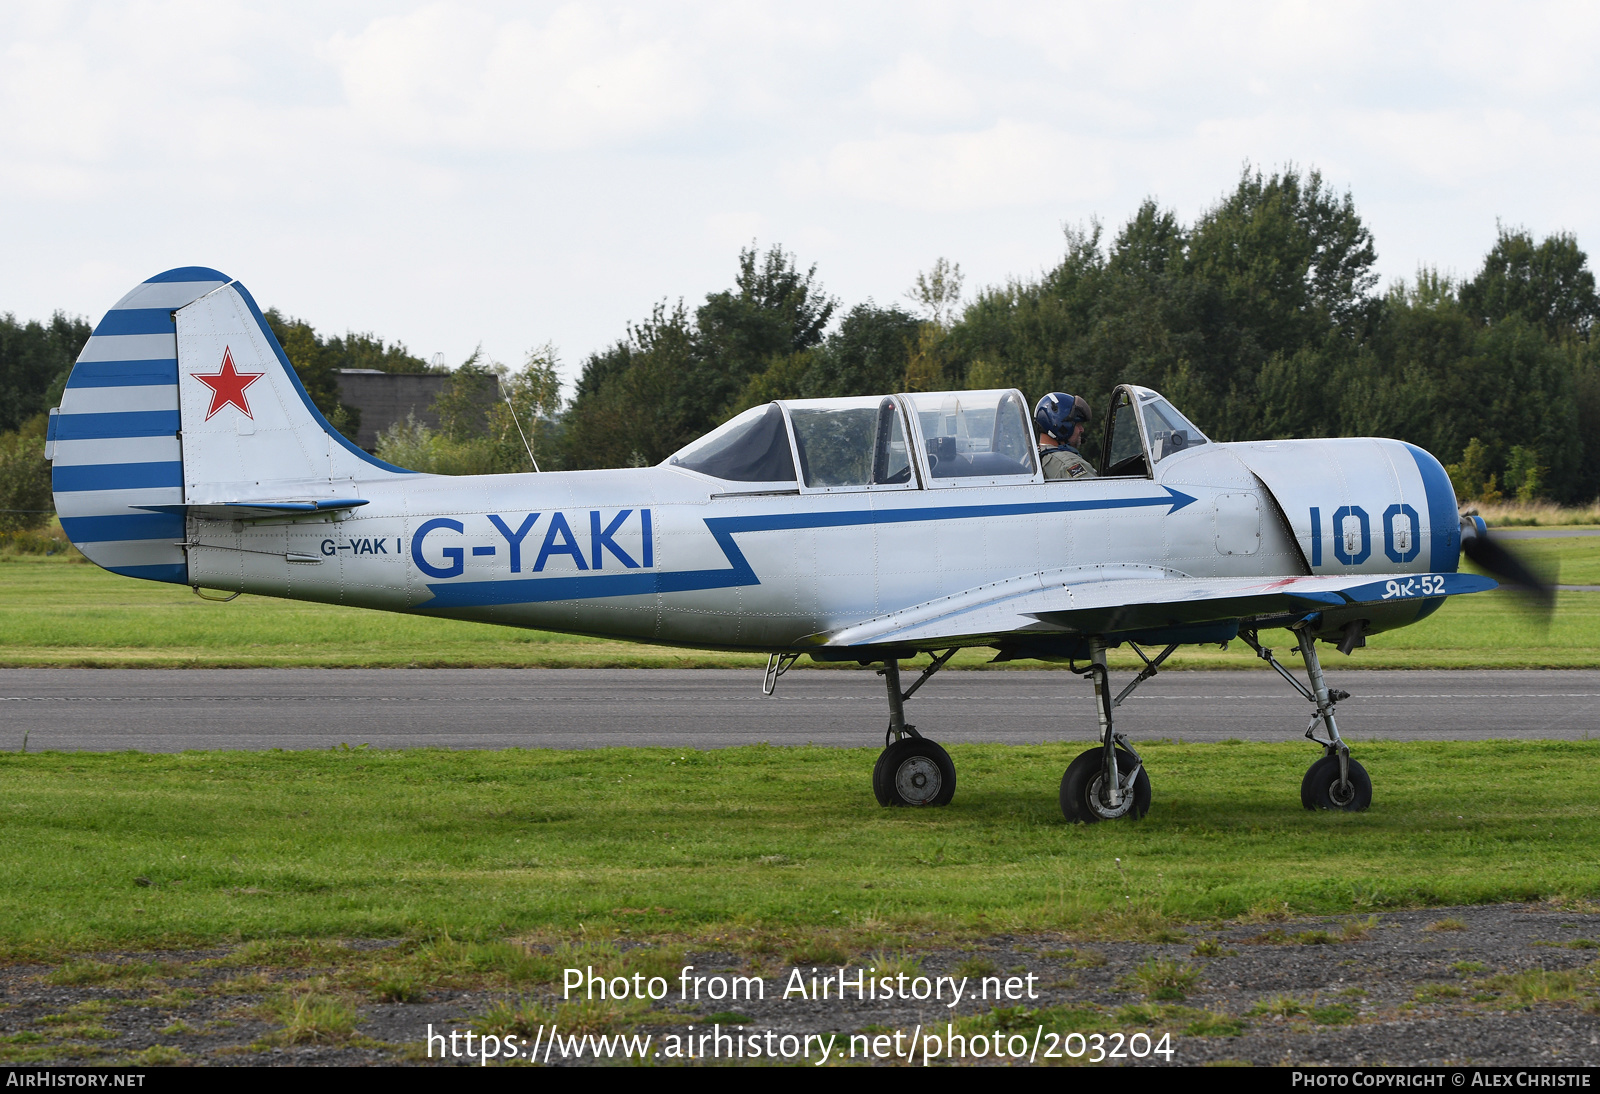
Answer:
1041;448;1096;479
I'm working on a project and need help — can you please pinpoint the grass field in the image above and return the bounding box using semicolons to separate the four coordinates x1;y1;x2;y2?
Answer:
3;528;1598;1065
1;534;1598;669
0;741;1596;950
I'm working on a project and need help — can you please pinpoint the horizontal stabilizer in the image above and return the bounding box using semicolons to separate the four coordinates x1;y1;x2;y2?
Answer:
817;570;1497;649
132;498;369;522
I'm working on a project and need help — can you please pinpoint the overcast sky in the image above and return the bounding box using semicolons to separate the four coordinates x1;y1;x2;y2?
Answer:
4;1;1598;388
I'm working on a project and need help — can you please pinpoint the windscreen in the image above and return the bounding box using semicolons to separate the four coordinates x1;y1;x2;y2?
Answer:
667;403;797;483
1108;395;1144;469
1137;390;1209;464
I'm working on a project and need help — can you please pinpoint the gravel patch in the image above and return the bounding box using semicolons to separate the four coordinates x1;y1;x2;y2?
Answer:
3;903;1598;1066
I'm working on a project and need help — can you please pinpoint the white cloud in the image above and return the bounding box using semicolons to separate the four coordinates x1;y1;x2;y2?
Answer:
1345;109;1549;187
867;55;978;123
705;210;768;249
325;3;708;151
799;120;1113;212
2;0;1600;386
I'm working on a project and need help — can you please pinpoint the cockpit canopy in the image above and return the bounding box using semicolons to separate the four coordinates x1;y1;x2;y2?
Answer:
665;385;1207;489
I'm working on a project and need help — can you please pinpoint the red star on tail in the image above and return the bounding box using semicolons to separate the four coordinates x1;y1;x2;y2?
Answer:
192;347;265;421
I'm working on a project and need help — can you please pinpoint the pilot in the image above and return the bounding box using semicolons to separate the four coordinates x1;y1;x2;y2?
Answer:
1035;392;1096;480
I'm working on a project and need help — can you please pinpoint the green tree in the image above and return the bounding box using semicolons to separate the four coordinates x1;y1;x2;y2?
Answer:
375;347;565;475
811;303;921;396
552;179;1600;502
430;351;501;442
0;313;91;434
940;170;1378;445
943;221;1107;403
689;245;838;419
494;344;565;471
1446;437;1496;501
562;301;702;469
1180;166;1378;438
0;414;53;534
1571;342;1600;498
1504;445;1546;501
1460;226;1599;340
906;258;965;327
563;246;839;469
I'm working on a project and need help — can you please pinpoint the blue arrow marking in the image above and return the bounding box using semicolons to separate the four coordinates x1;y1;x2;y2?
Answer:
416;487;1199;609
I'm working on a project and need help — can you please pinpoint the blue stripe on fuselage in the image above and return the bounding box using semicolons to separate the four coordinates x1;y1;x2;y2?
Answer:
417;487;1197;609
1403;443;1460;573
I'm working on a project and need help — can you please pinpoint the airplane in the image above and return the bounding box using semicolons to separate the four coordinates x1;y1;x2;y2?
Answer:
45;267;1547;822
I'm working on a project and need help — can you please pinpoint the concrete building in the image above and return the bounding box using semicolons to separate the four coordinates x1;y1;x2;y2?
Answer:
335;369;495;452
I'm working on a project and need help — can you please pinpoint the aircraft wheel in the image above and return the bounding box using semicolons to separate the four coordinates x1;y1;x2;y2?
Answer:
873;738;956;807
1060;747;1150;823
1301;754;1372;812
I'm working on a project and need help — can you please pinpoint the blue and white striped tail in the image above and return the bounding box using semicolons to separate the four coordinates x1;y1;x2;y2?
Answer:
48;267;231;584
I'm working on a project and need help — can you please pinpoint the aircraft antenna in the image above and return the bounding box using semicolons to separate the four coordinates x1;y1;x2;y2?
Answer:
499;376;541;472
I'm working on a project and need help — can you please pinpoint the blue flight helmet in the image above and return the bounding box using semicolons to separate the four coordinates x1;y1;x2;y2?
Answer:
1034;392;1092;448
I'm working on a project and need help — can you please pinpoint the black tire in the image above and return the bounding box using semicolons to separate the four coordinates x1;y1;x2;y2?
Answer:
1060;746;1151;823
1301;754;1372;812
1300;755;1334;810
873;738;956;807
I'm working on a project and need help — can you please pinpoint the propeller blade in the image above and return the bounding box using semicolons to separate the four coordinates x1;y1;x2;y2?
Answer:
1459;516;1556;618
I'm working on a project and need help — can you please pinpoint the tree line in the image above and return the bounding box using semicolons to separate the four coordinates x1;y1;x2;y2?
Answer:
0;308;442;533
563;168;1599;504
4;165;1598;537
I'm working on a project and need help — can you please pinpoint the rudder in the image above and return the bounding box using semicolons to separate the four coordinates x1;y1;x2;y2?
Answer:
49;267;232;582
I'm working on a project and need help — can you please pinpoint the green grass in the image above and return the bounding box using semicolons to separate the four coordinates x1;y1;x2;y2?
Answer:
0;740;1598;948
0;554;742;670
1504;534;1600;585
4;541;1600;668
1120;956;1202;1000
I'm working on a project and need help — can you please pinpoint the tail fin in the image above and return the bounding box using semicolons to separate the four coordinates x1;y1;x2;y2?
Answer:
51;268;416;584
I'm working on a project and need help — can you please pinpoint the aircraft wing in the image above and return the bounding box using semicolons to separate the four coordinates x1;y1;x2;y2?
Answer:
816;569;1496;650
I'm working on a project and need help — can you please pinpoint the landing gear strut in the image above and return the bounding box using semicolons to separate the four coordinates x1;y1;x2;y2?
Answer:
871;653;957;806
1240;626;1372;812
1060;639;1168;822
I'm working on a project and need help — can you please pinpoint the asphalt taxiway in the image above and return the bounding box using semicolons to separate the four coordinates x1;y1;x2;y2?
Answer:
0;667;1595;752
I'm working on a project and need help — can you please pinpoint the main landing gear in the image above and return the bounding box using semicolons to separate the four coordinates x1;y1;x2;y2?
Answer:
872;652;958;806
1059;639;1172;822
762;649;960;807
1240;626;1372;812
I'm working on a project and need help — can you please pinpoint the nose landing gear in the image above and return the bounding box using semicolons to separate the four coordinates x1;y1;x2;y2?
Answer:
1302;753;1372;811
